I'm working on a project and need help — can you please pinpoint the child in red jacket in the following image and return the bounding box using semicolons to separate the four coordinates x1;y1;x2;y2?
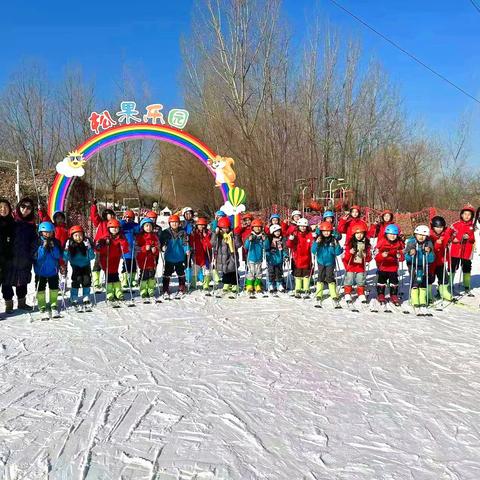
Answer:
90;200;116;291
95;219;129;303
343;224;372;303
375;224;404;306
429;216;453;302
135;217;160;302
449;204;476;295
189;217;213;291
286;218;314;298
338;205;368;243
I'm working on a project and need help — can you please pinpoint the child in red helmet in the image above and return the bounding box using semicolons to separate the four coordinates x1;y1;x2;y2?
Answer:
189;217;213;292
159;214;190;299
211;217;242;296
244;219;270;295
286;218;314;298
136;218;160;302
95;219;129;303
343;224;372;304
90;200;116;291
338;205;368;243
449;204;476;295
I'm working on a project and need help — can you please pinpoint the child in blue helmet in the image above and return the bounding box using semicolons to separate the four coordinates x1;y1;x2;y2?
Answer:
209;210;226;232
375;224;404;306
265;213;284;236
120;210;140;290
313;211;341;241
35;222;62;316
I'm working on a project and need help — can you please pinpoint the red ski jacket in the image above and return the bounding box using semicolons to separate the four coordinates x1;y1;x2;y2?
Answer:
368;221;397;241
286;230;314;269
338;216;368;242
189;229;212;267
375;238;404;272
449;220;475;259
90;204;110;242
343;239;372;273
429;228;453;269
136;232;160;271
96;234;129;274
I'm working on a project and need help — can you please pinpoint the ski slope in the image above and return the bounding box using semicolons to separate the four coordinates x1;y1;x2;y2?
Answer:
0;258;479;479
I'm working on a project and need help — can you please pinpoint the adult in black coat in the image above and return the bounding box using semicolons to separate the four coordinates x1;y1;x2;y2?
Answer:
2;198;38;312
0;198;15;314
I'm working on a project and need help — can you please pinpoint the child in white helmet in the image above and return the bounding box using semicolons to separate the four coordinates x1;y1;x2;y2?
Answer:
404;225;435;309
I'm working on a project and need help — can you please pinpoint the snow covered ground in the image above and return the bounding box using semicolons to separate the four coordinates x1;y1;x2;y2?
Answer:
1;257;480;479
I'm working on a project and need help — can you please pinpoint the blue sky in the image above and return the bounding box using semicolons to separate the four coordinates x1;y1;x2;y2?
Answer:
2;0;479;162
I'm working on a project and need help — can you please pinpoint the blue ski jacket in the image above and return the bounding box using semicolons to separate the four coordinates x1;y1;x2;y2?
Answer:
266;237;287;266
244;234;270;263
159;228;190;264
64;239;95;268
404;237;434;278
312;238;343;266
34;238;61;277
120;220;140;259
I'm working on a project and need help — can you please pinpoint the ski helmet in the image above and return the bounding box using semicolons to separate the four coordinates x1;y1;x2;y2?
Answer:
269;224;282;234
215;210;226;217
124;209;135;219
319;221;333;232
291;210;302;218
323;211;335;219
69;225;84;237
350;205;361;213
107;219;121;229
269;213;281;221
53;211;66;222
297;218;309;227
251;219;264;228
430;216;446;228
196;217;208;226
168;214;180;223
182;207;194;215
140;217;154;229
414;225;430;236
102;208;115;220
384;224;400;236
218;217;231;229
38;221;55;233
460;204;475;215
242;213;254;221
352;222;367;234
145;210;158;220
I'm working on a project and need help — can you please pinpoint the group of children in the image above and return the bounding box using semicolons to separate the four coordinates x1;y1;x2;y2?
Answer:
0;196;478;318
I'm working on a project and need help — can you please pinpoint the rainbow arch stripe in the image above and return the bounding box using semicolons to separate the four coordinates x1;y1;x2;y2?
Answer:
48;123;232;218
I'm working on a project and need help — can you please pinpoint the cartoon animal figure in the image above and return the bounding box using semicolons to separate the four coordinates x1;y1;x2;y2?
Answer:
208;155;236;187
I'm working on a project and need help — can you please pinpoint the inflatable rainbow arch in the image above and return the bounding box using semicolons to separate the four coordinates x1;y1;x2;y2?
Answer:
48;124;232;218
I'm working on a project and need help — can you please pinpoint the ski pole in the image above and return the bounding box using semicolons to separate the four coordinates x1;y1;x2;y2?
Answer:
425;247;429;308
232;233;240;298
120;244;135;305
105;241;110;306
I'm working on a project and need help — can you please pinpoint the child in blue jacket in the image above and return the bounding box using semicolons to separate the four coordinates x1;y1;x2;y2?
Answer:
266;224;287;293
311;221;343;301
159;215;190;298
64;225;95;310
35;222;61;315
404;225;435;308
244;219;270;295
120;210;140;290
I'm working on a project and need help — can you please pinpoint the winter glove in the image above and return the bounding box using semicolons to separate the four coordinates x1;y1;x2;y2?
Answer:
146;244;151;251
